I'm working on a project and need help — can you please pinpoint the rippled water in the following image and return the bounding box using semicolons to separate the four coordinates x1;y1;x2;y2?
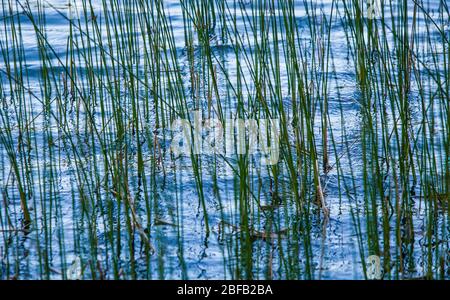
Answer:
0;0;448;279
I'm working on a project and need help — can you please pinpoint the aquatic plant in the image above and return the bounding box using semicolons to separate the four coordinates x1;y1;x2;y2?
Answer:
0;0;448;279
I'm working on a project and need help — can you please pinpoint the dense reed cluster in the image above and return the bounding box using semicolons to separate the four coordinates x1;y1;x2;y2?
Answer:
0;0;448;279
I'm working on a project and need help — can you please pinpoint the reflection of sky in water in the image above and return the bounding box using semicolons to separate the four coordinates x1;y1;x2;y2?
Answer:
0;0;448;279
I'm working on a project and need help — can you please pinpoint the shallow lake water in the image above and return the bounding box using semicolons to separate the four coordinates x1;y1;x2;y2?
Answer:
0;0;448;279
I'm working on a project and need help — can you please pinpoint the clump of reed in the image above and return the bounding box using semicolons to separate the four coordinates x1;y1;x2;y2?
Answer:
0;0;448;279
